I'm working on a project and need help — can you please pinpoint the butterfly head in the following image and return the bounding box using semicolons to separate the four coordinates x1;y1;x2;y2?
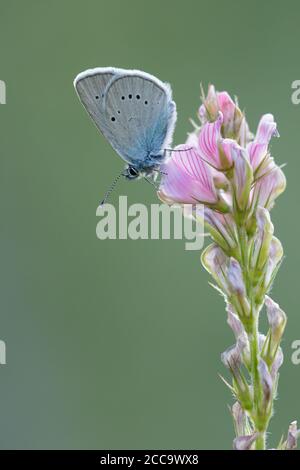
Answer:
124;162;163;180
124;165;140;180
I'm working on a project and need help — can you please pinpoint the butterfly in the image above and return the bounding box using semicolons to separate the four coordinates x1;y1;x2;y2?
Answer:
73;67;177;202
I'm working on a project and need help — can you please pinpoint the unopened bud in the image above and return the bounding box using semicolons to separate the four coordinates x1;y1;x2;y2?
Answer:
265;296;287;347
231;146;253;212
258;359;273;416
285;421;300;450
201;243;228;294
233;433;259;450
227;258;245;296
231;401;247;437
254;207;274;272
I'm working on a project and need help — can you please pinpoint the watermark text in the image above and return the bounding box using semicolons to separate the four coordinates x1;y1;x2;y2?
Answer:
96;196;204;251
0;80;6;104
291;340;300;365
0;340;6;365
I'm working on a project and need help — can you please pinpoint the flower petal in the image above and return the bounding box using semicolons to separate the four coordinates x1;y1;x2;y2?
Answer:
158;145;218;205
204;209;237;251
217;92;237;124
227;258;246;296
201;243;229;292
231;144;253;211
248;114;279;172
251;165;286;210
198;113;232;170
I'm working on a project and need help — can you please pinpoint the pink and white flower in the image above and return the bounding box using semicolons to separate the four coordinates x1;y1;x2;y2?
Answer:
247;114;279;173
158;144;224;208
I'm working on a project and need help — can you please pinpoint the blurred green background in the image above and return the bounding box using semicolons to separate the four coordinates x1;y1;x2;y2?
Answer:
0;0;299;450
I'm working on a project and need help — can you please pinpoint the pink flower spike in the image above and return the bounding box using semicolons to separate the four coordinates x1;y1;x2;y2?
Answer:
248;114;279;172
158;145;219;205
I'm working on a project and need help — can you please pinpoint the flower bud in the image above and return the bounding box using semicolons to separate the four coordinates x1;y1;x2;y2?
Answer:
201;243;229;294
231;145;253;212
199;84;219;123
251;165;286;211
265;296;287;345
270;347;283;380
261;297;287;366
222;346;253;410
254;207;274;272
227;305;250;368
227;305;244;338
199;85;246;141
231;401;247;437
221;344;243;369
238;116;253;147
285;421;300;450
202;248;251;319
227;258;251;320
266;237;284;286
258;359;273;417
204;209;237;254
233;433;259;450
227;258;245;296
248;114;279;174
255;237;283;303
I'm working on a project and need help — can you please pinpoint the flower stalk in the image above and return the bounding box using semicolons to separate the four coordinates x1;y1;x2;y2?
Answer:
158;84;298;449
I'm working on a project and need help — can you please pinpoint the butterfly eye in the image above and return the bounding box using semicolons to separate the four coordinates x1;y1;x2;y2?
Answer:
121;96;125;100
128;94;132;99
136;94;140;100
95;95;99;99
111;117;116;122
128;166;139;177
144;100;148;105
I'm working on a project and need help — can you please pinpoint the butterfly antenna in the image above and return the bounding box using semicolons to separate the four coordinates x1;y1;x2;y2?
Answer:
164;147;193;153
100;170;124;206
144;176;158;190
152;168;167;176
163;147;194;160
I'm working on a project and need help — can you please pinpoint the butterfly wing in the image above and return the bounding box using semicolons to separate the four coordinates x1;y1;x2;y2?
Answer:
74;68;177;167
74;66;118;140
103;71;177;166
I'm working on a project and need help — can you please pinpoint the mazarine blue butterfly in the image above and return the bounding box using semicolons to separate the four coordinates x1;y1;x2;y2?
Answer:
74;67;177;202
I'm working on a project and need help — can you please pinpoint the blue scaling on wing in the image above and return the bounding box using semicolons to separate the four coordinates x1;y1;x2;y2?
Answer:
103;70;177;169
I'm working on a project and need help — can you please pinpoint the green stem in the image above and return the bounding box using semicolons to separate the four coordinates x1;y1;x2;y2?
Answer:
249;316;266;450
255;433;266;451
250;319;261;409
237;223;269;450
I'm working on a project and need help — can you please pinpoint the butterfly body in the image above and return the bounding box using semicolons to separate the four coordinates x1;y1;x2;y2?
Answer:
73;67;177;181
